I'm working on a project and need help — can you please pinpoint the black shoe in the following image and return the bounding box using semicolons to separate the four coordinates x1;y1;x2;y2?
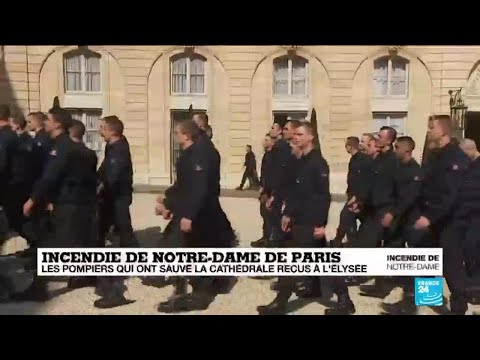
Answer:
11;281;49;302
381;298;417;315
257;297;288;315
171;278;188;298
141;277;170;288
295;280;322;299
250;238;266;248
359;283;391;299
466;288;480;305
325;295;355;315
235;187;243;191
94;279;127;297
68;277;97;289
270;281;279;291
212;277;237;295
449;295;468;315
157;293;213;313
94;295;135;309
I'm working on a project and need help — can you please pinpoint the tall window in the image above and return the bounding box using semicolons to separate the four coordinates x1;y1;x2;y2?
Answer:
273;55;308;96
170;54;206;94
373;112;407;136
70;109;103;156
64;50;101;92
373;56;409;96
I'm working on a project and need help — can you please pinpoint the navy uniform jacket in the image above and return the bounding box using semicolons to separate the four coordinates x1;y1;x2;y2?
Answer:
31;132;97;206
165;131;220;216
284;148;331;227
32;128;52;179
268;138;294;201
98;136;133;198
420;142;470;225
393;158;421;219
260;150;274;194
193;130;221;197
454;156;480;221
369;148;399;213
173;143;214;221
10;131;36;186
0;125;19;184
346;151;372;203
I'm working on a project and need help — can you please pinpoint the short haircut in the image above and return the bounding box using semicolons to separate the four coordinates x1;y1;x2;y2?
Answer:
28;111;47;124
178;120;201;141
396;136;415;151
193;112;208;126
460;138;477;151
379;126;397;143
69;119;85;139
299;121;315;135
11;117;27;130
429;114;452;134
346;136;360;149
286;119;302;129
246;144;252;150
362;133;375;142
0;105;11;120
102;115;124;136
451;137;460;146
48;107;72;130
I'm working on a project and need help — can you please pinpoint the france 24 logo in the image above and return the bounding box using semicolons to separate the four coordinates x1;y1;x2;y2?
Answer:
414;278;443;306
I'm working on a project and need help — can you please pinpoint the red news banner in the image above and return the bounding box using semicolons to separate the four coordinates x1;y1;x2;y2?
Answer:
37;248;443;277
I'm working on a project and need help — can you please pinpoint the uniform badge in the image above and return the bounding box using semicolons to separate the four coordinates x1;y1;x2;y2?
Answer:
414;176;420;181
37;142;42;146
49;149;57;156
194;164;203;171
452;164;459;170
321;172;328;177
111;158;116;164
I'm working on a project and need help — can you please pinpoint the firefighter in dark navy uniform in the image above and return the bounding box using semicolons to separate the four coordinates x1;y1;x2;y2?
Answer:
0;105;18;242
257;122;355;315
333;136;371;247
381;136;422;315
15;106;97;301
21;111;52;255
412;115;471;314
251;134;275;248
4;116;35;242
358;127;401;298
158;120;234;313
95;115;137;309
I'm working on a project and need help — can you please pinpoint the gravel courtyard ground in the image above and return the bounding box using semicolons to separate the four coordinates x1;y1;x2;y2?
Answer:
0;193;478;315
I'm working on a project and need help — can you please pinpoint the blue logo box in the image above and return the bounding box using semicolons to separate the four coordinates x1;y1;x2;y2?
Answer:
414;278;443;306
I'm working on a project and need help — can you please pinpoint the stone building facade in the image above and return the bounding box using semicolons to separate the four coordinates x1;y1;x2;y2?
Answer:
2;45;480;193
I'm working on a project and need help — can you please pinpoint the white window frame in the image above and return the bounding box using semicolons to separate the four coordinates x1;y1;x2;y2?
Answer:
170;54;207;96
373;57;409;98
273;56;309;97
64;51;102;94
372;112;407;136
